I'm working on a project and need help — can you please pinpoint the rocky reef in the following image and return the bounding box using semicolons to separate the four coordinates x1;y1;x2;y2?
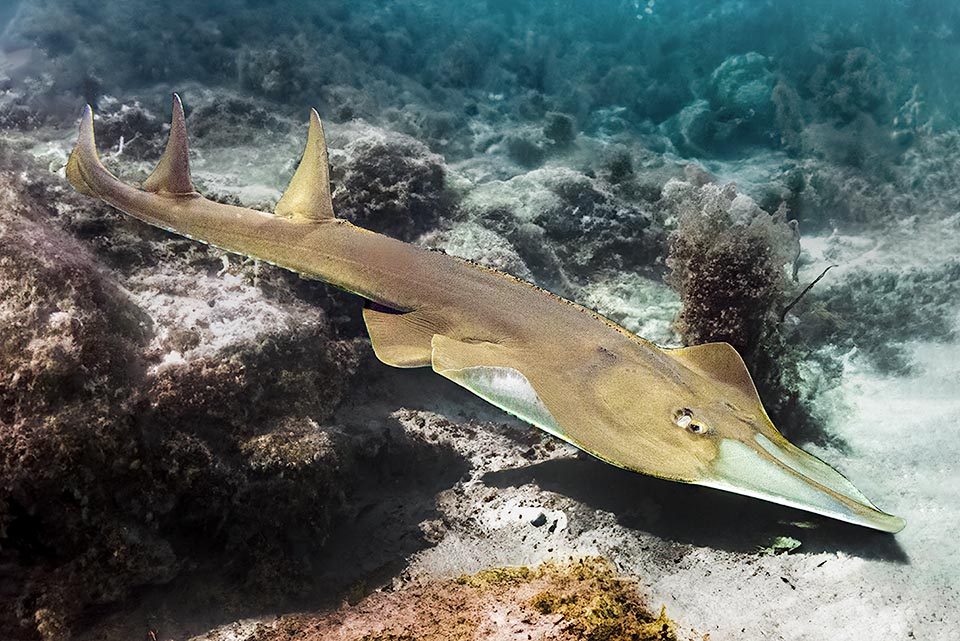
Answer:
0;147;367;637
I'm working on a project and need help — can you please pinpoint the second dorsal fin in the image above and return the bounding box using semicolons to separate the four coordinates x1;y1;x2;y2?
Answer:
276;109;335;221
143;93;196;195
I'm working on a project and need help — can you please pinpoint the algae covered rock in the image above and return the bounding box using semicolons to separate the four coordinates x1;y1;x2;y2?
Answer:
463;167;666;285
666;53;781;154
0;150;363;640
664;177;799;355
810;47;891;124
664;99;715;156
424;221;536;282
333;126;454;242
708;52;777;145
799;262;960;375
662;174;830;443
505;131;548;168
242;557;677;641
535;172;663;274
239;42;309;103
543;111;577;148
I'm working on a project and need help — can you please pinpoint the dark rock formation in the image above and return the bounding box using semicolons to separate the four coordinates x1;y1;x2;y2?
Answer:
333;127;453;242
0;149;364;640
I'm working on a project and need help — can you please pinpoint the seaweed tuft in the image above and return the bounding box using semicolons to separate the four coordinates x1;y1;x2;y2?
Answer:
251;557;677;641
663;176;831;444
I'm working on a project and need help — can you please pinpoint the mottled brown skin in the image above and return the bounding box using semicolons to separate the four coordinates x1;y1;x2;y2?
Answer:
64;96;904;532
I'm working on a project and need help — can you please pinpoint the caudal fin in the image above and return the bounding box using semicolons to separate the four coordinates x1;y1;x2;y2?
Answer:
66;94;336;223
64;104;107;197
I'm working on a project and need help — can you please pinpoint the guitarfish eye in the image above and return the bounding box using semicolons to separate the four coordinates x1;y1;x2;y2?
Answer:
674;408;707;434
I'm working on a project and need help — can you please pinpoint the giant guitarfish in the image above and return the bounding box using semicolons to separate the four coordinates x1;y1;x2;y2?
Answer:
65;95;904;533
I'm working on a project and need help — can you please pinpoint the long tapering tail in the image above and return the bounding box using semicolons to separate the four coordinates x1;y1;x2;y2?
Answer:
63;93;415;306
65;93;335;228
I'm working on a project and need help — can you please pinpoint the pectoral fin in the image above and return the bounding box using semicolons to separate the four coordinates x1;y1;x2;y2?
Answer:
430;335;566;440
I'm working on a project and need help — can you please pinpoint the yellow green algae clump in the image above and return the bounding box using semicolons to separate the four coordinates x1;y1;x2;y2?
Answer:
523;558;675;641
251;557;678;641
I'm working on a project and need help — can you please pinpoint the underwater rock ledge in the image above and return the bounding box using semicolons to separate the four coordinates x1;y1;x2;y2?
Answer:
0;147;369;640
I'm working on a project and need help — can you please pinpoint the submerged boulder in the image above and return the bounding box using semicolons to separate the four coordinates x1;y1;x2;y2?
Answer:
708;52;777;143
333;125;454;242
809;47;891;124
0;150;363;640
461;167;666;291
665;53;781;155
664;99;715;156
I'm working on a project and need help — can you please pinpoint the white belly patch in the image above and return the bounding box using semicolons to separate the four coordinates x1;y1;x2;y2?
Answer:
441;366;566;440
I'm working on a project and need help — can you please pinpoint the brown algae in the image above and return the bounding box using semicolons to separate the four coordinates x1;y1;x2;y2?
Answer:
251;557;678;641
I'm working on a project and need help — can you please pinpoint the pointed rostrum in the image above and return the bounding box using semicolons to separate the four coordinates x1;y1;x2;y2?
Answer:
143;93;196;195
276;108;335;221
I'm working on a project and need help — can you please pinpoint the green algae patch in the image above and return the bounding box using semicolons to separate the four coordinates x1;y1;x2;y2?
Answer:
455;564;533;587
251;557;679;641
527;558;677;641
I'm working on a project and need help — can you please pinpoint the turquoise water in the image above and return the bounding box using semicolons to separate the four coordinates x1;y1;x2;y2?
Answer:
4;1;959;159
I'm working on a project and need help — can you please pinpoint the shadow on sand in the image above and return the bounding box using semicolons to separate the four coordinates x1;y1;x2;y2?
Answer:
363;364;909;564
483;455;909;564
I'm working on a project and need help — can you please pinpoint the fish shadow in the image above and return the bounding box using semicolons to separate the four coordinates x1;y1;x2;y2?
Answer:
483;455;909;563
310;413;470;601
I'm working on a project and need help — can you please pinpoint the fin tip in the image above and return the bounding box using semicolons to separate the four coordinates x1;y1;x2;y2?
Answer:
172;93;185;118
79;104;94;133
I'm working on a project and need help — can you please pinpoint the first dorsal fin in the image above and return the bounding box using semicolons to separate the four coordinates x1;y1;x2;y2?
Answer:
276;109;335;221
143;93;196;195
668;342;761;400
